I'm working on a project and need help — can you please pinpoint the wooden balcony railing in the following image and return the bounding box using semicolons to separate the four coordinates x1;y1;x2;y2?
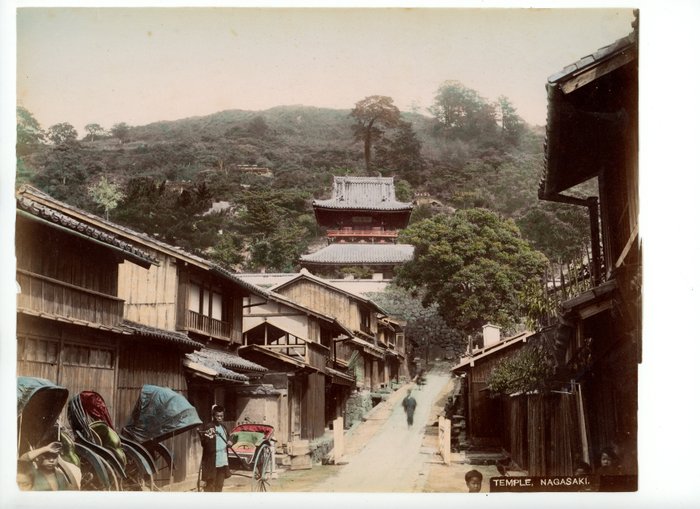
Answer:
16;269;124;327
327;228;398;239
186;310;231;340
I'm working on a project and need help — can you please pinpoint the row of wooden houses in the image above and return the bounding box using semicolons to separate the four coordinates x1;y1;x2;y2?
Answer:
450;14;639;490
15;184;409;485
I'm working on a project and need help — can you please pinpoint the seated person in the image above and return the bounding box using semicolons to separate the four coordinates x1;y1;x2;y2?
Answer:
18;442;72;491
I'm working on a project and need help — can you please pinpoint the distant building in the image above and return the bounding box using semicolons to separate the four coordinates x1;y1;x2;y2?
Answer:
300;176;414;278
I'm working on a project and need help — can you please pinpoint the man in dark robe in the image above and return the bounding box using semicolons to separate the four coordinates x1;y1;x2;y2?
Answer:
402;390;417;428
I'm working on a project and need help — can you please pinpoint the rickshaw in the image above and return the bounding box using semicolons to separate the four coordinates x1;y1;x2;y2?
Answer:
122;385;203;488
17;377;102;490
68;390;158;491
197;422;275;492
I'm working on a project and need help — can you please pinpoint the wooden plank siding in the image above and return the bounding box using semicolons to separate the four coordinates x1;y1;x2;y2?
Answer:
116;342;195;483
276;280;361;332
302;373;326;440
16;218;125;327
119;254;179;331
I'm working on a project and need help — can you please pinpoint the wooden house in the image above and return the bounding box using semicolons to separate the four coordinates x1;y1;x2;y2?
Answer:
533;14;639;484
267;270;395;388
15;185;279;482
301;176;414;278
451;328;534;441
15;186;203;481
238;289;356;444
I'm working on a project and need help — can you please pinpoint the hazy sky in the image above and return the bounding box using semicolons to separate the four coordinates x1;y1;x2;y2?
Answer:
16;7;636;135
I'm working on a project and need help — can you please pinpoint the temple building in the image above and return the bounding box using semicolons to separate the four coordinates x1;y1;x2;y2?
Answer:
300;176;414;279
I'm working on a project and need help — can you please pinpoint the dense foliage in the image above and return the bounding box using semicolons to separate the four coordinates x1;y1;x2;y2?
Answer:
486;342;555;395
395;208;549;336
366;285;467;361
15;81;591;272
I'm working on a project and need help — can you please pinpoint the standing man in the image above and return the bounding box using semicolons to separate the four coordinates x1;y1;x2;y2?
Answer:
200;405;232;492
402;389;417;428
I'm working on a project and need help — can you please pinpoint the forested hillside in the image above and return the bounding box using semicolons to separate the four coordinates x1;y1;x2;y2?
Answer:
16;83;592;272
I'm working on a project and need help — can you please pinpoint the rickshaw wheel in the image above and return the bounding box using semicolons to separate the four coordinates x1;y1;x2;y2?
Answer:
251;445;272;492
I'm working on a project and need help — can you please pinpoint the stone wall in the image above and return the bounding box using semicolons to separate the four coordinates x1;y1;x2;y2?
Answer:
344;390;373;428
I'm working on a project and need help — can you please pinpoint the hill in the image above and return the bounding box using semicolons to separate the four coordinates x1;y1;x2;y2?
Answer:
17;103;591;272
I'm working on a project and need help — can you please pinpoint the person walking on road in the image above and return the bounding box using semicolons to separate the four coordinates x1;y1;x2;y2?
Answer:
200;404;232;492
402;389;417;428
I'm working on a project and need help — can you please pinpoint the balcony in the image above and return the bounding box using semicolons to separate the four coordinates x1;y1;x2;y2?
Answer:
326;228;398;241
186;310;232;340
16;269;125;327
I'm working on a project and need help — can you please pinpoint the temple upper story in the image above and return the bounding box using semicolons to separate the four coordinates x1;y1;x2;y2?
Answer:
312;176;413;241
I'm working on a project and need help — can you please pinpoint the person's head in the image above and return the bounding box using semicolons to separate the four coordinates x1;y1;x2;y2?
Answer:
574;461;591;475
465;469;483;493
212;405;225;423
600;447;618;468
36;451;59;473
16;461;33;491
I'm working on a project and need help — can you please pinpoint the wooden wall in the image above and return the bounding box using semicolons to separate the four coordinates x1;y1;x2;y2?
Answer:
277;280;360;331
116;342;193;482
16;218;119;295
302;372;326;440
118;254;179;331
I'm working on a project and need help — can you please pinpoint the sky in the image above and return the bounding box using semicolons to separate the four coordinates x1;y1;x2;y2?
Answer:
14;7;637;136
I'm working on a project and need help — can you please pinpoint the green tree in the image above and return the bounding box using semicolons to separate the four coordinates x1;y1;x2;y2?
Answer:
367;285;466;360
396;208;549;335
46;122;78;146
374;120;425;184
33;147;87;203
16;107;45;154
429;81;497;141
88;176;124;220
496;96;525;147
84;123;106;142
110;122;131;144
208;231;246;269
350;95;401;172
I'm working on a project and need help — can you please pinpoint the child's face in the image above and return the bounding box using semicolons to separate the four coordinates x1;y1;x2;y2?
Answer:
600;452;612;467
38;454;58;472
467;478;482;492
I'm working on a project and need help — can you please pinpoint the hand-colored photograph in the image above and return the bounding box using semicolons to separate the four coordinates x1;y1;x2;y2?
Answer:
5;2;687;507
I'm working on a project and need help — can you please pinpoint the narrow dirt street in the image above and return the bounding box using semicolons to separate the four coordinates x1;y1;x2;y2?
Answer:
309;370;452;492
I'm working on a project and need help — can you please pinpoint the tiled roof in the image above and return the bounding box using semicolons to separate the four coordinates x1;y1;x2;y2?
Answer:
17;192;157;268
17;186;269;297
300;243;414;265
121;320;202;349
539;28;637;199
312;176;413;211
192;347;267;373
184;352;249;383
546;32;636;85
234;273;298;289
451;330;535;373
210;265;270;298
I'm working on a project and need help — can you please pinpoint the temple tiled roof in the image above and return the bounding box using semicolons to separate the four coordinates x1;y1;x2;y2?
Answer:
300;243;414;265
312;176;413;211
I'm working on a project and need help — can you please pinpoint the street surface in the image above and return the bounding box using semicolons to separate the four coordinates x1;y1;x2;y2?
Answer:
311;370;451;492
